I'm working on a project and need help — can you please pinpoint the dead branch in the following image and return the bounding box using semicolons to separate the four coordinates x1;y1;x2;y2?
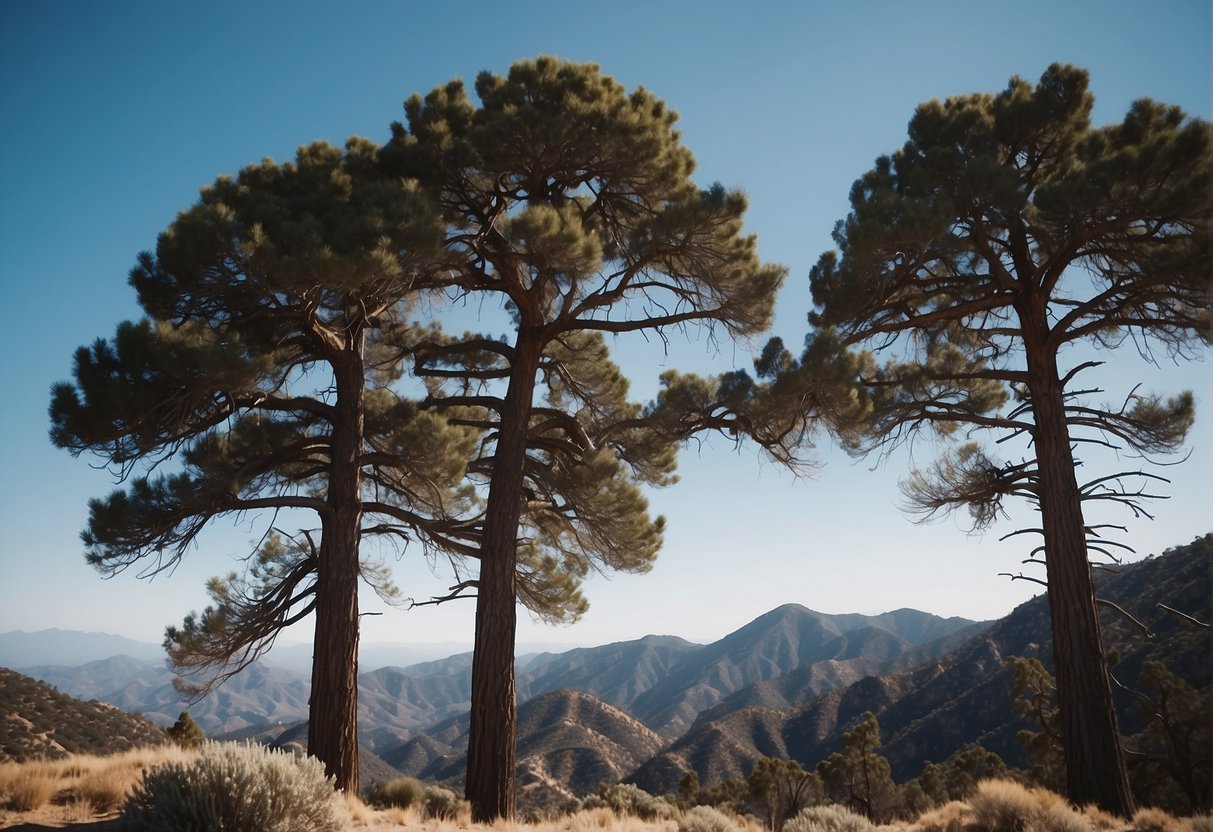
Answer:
1156;603;1210;629
1095;598;1154;638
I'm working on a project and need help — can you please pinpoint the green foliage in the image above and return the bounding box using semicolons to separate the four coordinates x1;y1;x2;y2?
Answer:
423;784;470;820
748;757;823;830
387;56;786;820
583;782;676;820
119;741;348;832
816;712;897;822
365;776;426;809
165;711;204;749
679;804;745;832
696;778;750;813
1125;661;1213;813
789;63;1210;815
783;804;876;832
1009;656;1065;792
679;768;701;805
914;744;1013;806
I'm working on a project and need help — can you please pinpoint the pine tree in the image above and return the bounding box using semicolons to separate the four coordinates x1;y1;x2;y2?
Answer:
166;710;205;749
747;757;821;831
50;139;479;792
799;65;1210;814
817;712;897;822
382;57;785;820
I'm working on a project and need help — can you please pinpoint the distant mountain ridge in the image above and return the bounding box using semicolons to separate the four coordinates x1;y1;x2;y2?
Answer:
8;604;979;749
630;534;1212;793
2;535;1205;805
0;629;167;667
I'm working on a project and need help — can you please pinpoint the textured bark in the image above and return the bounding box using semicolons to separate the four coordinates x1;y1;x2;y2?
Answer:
1022;313;1135;815
308;339;365;793
464;331;542;821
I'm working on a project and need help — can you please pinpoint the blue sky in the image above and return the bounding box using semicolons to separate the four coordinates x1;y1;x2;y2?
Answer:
1;1;1209;654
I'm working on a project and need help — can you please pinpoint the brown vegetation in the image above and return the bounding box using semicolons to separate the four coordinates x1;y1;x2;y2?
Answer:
2;751;1209;832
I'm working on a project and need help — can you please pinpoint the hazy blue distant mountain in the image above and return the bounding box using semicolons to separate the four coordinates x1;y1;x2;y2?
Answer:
19;657;312;733
627;604;979;736
0;629;165;667
9;604;979;750
518;635;702;709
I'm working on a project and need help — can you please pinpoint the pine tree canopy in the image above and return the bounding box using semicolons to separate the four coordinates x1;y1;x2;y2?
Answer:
791;63;1210;815
377;56;786;820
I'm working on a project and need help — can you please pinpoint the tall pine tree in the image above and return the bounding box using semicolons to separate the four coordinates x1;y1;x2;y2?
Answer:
382;57;786;819
51;139;479;792
801;65;1210;814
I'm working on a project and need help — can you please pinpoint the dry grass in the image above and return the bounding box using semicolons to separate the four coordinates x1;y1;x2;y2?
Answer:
0;758;1208;832
7;767;59;812
1126;807;1197;832
909;800;971;832
0;745;194;815
968;778;1093;832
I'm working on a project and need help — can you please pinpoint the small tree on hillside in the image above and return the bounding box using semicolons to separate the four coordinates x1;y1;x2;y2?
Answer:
748;757;822;831
1010;656;1065;791
1125;660;1213;812
382;57;785;819
797;65;1210;814
817;712;897;822
166;710;205;749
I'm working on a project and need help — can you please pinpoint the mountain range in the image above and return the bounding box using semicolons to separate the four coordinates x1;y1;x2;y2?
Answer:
3;533;1207;799
7;605;978;749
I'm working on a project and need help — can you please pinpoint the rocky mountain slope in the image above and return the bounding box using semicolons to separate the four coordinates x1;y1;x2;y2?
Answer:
382;687;665;804
631;534;1212;793
0;667;167;762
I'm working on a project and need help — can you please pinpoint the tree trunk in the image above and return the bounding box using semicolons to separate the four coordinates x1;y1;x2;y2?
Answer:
308;338;365;793
1023;329;1135;815
465;330;542;822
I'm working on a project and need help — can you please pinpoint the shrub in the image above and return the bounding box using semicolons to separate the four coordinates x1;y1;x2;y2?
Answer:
681;804;744;832
424;783;470;821
911;800;971;832
784;804;876;832
584;782;677;820
119;741;348;832
967;779;1091;832
165;711;205;749
365;775;426;809
1128;807;1195;832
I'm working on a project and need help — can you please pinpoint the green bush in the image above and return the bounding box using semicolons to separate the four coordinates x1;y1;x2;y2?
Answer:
424;784;469;820
365;776;426;809
784;804;876;832
119;741;347;832
584;782;676;820
680;804;744;832
165;710;205;749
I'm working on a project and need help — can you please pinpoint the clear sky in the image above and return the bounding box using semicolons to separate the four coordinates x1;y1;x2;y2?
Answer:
1;1;1209;655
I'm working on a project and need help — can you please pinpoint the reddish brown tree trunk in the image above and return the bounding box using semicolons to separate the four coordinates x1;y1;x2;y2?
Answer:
308;338;365;793
465;330;542;822
1023;323;1134;815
